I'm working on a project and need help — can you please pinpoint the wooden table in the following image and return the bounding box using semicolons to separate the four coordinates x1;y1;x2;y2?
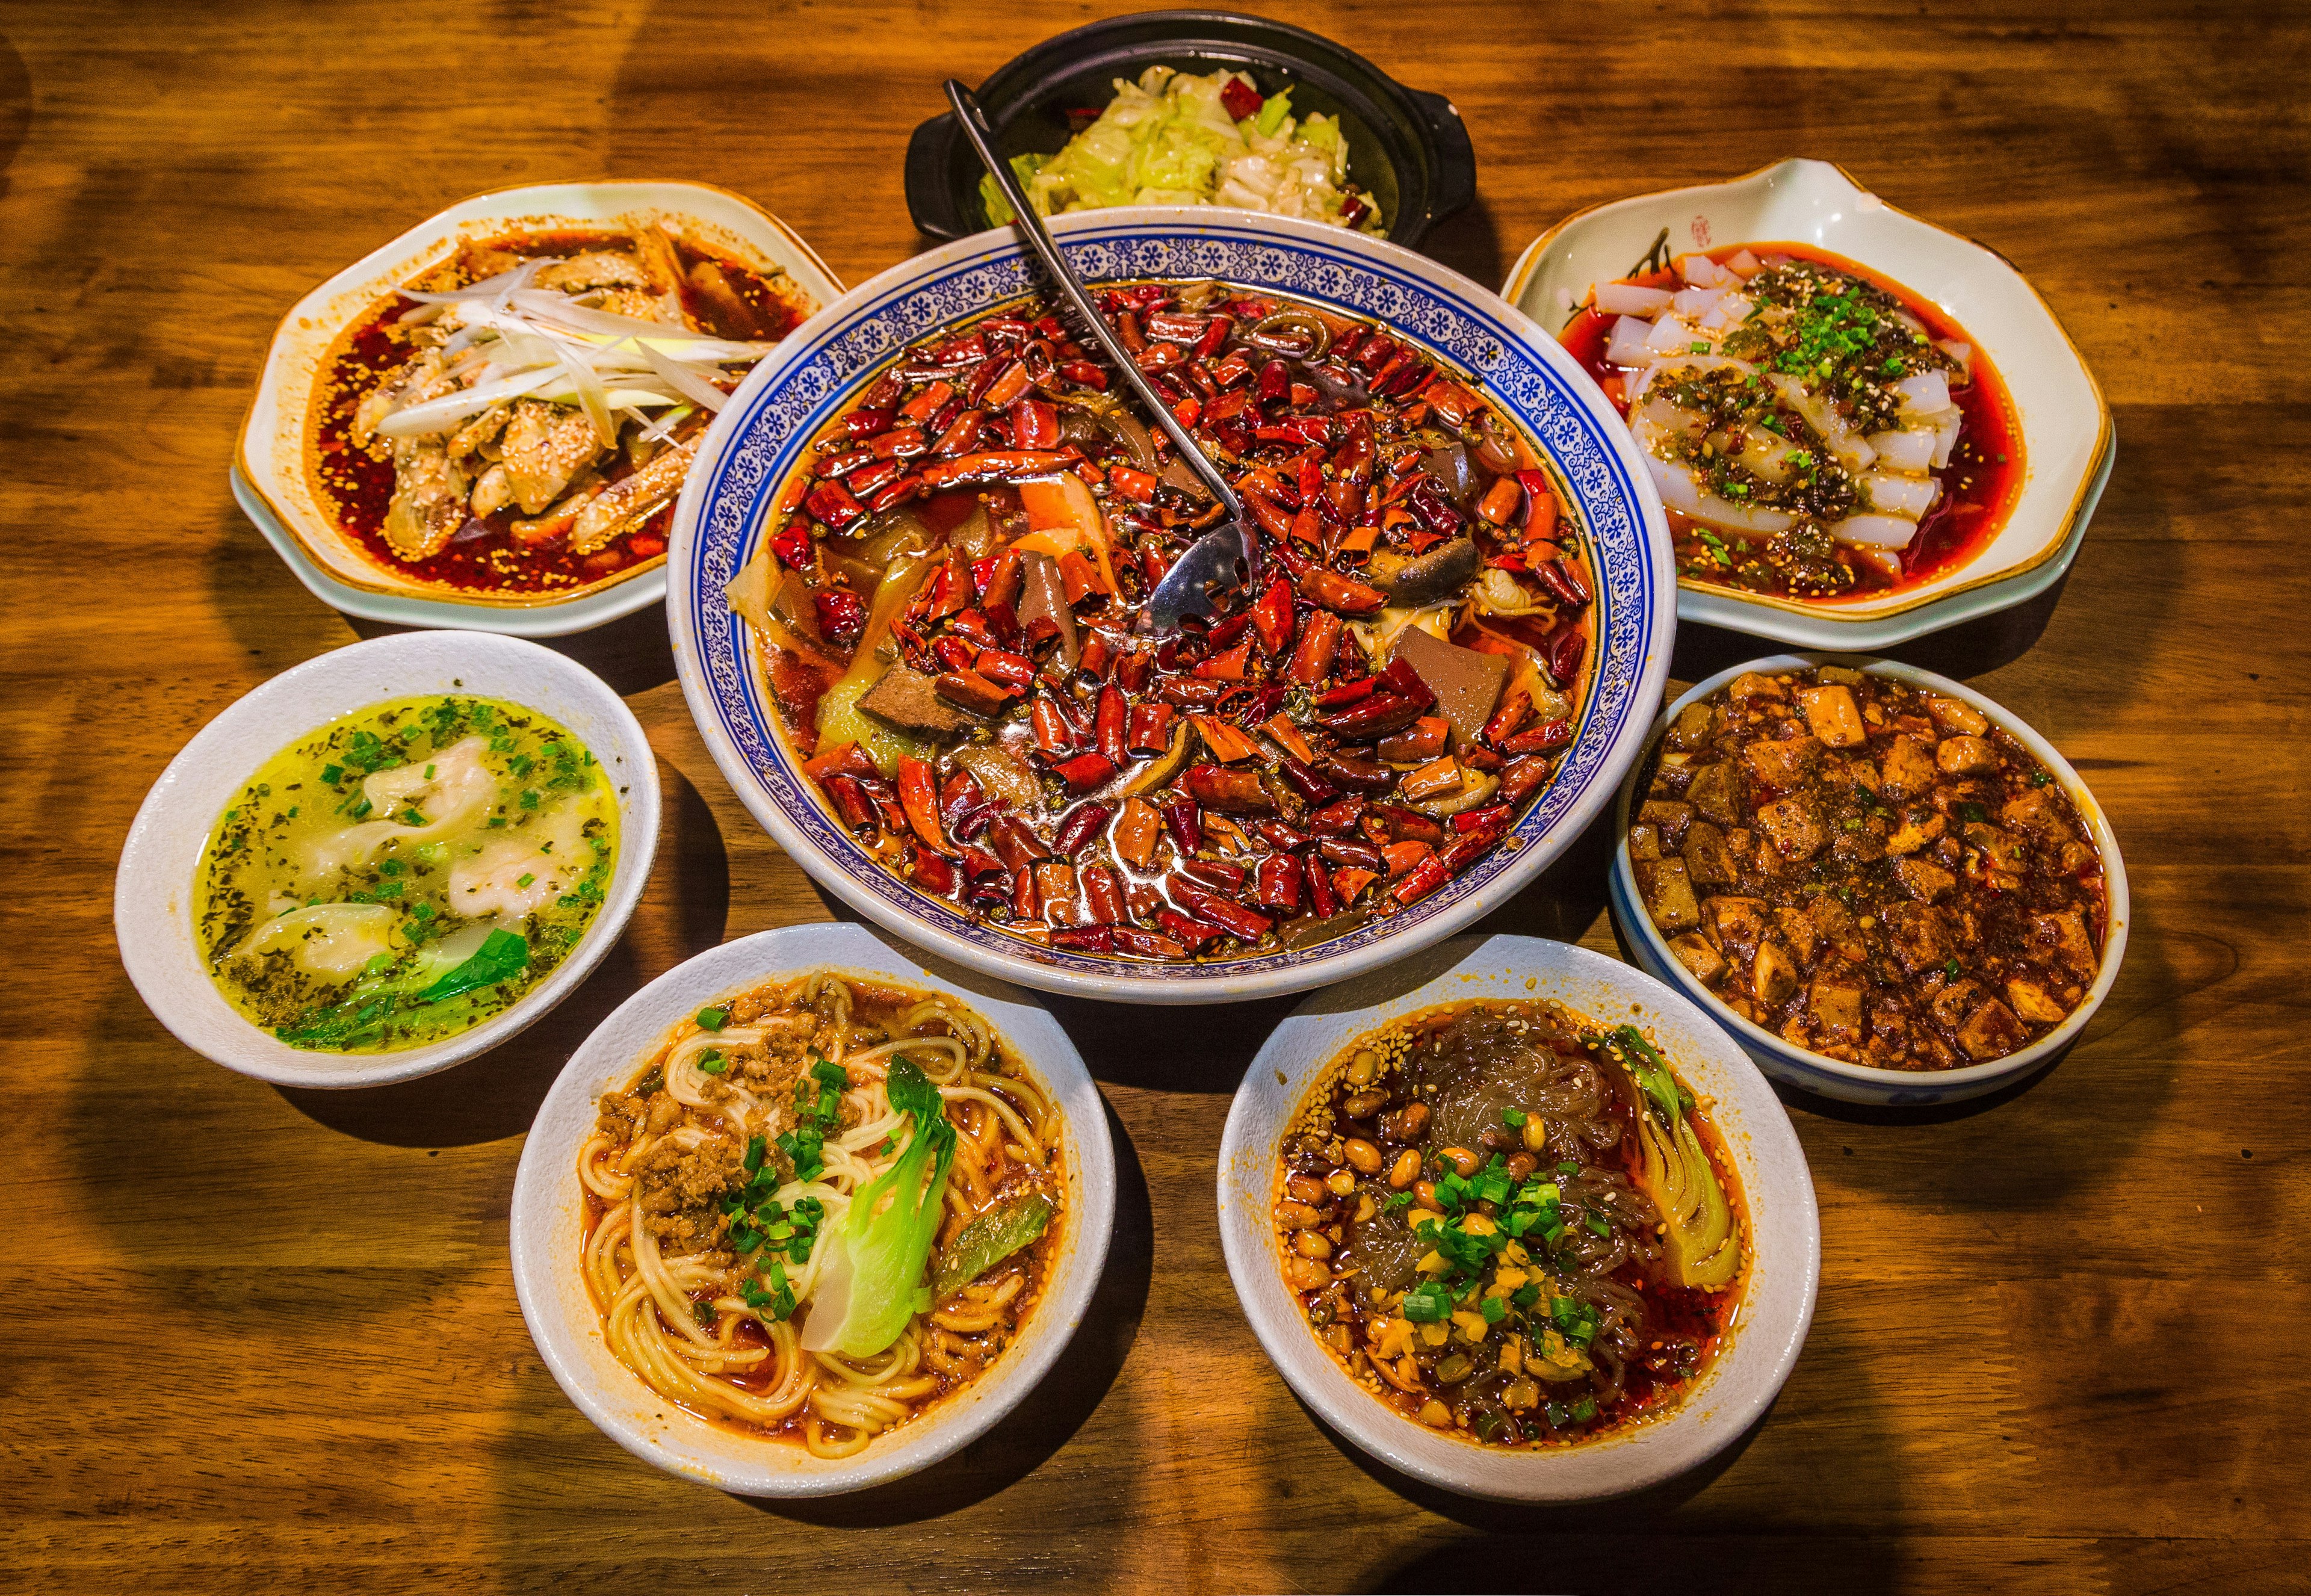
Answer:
5;2;2304;1590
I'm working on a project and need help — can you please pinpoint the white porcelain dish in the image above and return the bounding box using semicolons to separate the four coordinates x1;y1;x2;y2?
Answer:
1217;933;1818;1501
1608;654;2129;1105
508;921;1115;1495
237;179;843;637
114;631;660;1089
669;206;1675;1006
1503;158;2114;649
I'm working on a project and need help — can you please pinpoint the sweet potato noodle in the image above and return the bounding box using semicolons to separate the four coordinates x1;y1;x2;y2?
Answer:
1276;1001;1745;1449
580;973;1063;1458
729;280;1598;964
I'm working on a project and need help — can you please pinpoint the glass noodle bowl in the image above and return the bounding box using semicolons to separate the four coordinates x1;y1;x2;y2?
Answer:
1275;998;1745;1450
578;967;1063;1458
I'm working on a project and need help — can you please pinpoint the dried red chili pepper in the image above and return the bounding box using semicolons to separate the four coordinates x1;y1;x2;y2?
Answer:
1184;763;1274;813
1052;800;1114;859
1253;854;1304;914
1051;752;1116;793
1501;720;1574;756
803;480;865;533
896;758;954;855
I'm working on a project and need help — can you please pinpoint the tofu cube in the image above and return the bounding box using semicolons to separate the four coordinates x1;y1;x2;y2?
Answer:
1668;932;1728;986
1756;794;1828;862
1925;693;1991;736
1744;734;1823;790
1893;856;1956;902
1955;997;2029;1060
2006;977;2070;1025
1749;939;1801;1006
1799;684;1867;747
1882;902;1955;974
1681;820;1740;886
1808;978;1867;1044
1634;856;1701;933
1880;734;1939;799
1686;761;1743;824
1936;735;1999;776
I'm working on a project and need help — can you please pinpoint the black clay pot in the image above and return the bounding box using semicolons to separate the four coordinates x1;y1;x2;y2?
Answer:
904;10;1477;253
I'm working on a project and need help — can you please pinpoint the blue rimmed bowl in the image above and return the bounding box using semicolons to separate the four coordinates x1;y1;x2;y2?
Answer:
666;208;1674;1004
1607;654;2129;1105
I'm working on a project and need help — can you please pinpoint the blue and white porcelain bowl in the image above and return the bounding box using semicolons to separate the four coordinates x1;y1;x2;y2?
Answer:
667;209;1674;1004
1608;654;2129;1105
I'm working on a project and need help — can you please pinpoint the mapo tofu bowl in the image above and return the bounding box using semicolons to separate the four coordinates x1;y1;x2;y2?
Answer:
1609;655;2127;1105
667;209;1674;1004
239;181;841;635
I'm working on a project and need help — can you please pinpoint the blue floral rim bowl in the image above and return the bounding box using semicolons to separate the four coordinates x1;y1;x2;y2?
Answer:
667;209;1674;1004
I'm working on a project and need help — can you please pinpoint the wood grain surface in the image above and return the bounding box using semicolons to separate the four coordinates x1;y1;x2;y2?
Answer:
3;1;2305;1591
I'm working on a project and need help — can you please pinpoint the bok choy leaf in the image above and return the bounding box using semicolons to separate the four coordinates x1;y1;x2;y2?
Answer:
1607;1025;1740;1291
799;1056;956;1359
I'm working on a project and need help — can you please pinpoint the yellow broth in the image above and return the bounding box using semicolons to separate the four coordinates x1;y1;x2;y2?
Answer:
193;694;618;1051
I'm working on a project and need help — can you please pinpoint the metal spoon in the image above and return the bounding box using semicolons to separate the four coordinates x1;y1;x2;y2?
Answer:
942;78;1259;634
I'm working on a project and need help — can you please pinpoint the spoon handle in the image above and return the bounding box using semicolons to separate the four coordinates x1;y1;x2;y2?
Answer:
942;79;1249;524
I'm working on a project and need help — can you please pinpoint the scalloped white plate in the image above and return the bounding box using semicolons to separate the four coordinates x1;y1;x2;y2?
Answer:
1503;159;2112;649
237;180;842;636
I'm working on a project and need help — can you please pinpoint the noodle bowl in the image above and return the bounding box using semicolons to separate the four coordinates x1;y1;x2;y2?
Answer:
580;970;1063;1458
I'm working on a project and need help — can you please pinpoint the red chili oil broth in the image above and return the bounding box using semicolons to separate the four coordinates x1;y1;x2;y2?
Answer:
307;229;807;598
1562;241;2025;604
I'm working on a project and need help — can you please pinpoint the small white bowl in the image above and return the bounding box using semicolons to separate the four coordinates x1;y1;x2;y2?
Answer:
238;179;843;637
1502;158;2114;649
114;631;661;1089
1608;654;2129;1105
1217;933;1819;1502
508;921;1115;1495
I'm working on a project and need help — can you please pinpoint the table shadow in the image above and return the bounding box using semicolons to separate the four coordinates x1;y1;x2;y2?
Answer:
348;599;679;699
274;760;731;1148
1423;193;1503;292
1669;562;2073;687
735;1093;1152;1527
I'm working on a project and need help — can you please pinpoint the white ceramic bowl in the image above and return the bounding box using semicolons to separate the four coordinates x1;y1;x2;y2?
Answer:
1503;158;2114;649
114;631;661;1089
669;206;1676;1005
508;921;1115;1495
1608;654;2129;1105
238;180;843;637
1218;933;1818;1500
